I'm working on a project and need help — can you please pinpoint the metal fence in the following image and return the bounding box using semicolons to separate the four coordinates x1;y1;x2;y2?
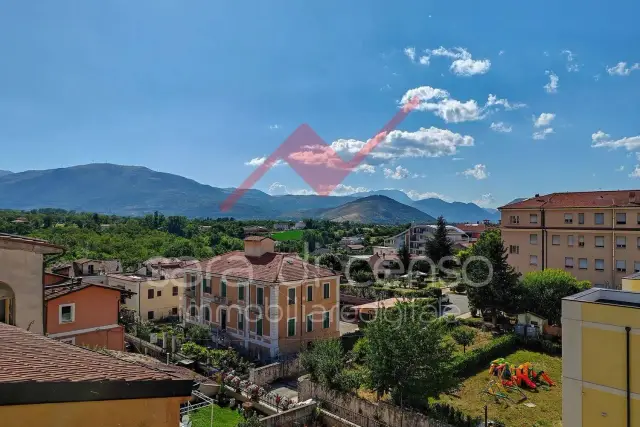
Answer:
318;399;389;427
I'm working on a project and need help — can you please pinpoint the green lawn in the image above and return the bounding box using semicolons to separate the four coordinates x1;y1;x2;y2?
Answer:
187;404;243;427
435;350;562;427
271;230;303;241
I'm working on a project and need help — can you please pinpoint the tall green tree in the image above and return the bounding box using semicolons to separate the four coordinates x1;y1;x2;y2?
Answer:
425;216;453;270
465;229;522;326
364;302;457;409
398;243;411;274
450;326;477;353
521;269;591;325
318;253;342;272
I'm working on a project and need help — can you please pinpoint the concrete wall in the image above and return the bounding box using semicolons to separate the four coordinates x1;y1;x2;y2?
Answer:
0;247;45;334
249;358;302;386
261;402;316;427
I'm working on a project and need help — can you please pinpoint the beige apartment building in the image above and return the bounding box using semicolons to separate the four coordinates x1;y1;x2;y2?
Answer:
500;190;640;288
184;236;340;361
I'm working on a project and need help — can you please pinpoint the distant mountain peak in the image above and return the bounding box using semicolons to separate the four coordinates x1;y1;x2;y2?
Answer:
0;170;13;177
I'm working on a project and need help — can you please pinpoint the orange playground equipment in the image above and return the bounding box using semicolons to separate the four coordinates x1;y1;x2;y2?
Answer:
484;358;555;401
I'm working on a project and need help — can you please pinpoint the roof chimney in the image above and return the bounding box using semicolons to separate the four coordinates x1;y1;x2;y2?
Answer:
244;236;275;257
630;191;637;204
535;193;540;197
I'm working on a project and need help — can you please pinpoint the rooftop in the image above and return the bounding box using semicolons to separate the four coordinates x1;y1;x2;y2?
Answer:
0;233;64;254
563;287;640;309
244;235;274;242
499;190;640;210
186;251;337;283
98;350;209;382
44;279;132;301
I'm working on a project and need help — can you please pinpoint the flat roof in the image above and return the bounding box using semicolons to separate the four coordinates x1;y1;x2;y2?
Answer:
564;287;640;309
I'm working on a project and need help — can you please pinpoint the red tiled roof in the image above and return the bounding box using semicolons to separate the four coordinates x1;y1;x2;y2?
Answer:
500;190;640;210
244;235;273;242
455;223;487;233
99;350;208;382
44;280;130;301
0;323;176;383
187;251;337;283
0;233;64;253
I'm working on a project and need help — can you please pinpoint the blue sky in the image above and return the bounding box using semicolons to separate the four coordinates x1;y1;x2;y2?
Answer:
2;0;640;208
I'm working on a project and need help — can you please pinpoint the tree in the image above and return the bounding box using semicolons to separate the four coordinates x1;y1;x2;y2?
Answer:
398;243;411;274
364;302;457;409
318;253;342;272
450;326;477;353
521;269;591;325
300;339;346;390
465;229;522;326
425;216;453;270
166;216;187;237
238;414;262;427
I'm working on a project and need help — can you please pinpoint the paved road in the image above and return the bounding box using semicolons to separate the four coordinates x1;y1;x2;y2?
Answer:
445;292;470;316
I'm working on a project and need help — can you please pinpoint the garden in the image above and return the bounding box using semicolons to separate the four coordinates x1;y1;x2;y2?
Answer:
187;404;243;427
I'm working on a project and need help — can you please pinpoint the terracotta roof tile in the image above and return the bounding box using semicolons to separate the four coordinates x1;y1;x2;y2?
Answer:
44;280;130;301
500;190;640;210
187;251;337;283
244;235;273;242
0;323;175;383
0;233;64;253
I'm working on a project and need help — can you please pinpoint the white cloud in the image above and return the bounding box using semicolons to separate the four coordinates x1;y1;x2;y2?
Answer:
607;62;640;76
427;46;491;76
533;128;554;140
616;165;625;172
490;122;512;133
412;173;427;179
486;94;526;111
383;165;410;180
269;124;280;130
404;47;416;62
591;131;640;151
544;71;559;94
405;190;449;201
354;164;376;174
330;184;370;196
594;74;601;82
562;50;581;72
461;164;489;180
498;50;505;56
630;167;640;178
473;193;495;207
452;157;464;161
543;51;549;57
245;156;284;167
418;55;430;65
267;182;288;195
534;113;556;128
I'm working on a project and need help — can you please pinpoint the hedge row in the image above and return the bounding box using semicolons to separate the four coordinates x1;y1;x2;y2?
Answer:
341;284;443;300
451;334;519;377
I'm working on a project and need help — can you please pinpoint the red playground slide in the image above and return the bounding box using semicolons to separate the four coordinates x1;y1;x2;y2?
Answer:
516;373;537;389
540;372;555;386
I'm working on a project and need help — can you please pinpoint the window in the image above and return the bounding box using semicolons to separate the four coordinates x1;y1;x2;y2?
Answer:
190;305;197;317
637;213;640;225
638;237;640;248
595;259;605;271
568;235;575;246
148;289;154;299
579;258;588;270
288;288;296;305
306;314;313;332
565;257;574;268
578;213;585;225
221;281;227;298
616;260;627;272
595;236;605;248
256;317;263;336
323;311;330;329
172;307;178;315
509;245;519;254
88;265;94;275
172;286;178;296
157;290;162;297
323;282;330;299
635;262;640;273
238;313;244;331
617;213;627;225
510;215;520;224
59;304;75;323
307;285;313;302
564;213;573;224
204;307;210;322
579;235;585;247
256;287;264;305
530;255;538;266
530;214;538;224
287;318;296;337
147;311;154;320
616;236;627;248
203;278;211;294
60;337;75;345
595;213;604;225
552;235;560;245
238;285;245;301
529;234;538;245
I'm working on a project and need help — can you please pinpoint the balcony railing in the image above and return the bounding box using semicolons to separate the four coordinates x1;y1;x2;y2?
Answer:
213;295;230;305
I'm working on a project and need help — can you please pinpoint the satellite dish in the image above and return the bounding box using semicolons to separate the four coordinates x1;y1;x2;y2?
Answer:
180;415;192;427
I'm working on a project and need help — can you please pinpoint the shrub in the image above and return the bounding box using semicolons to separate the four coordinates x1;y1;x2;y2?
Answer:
450;326;478;353
516;336;562;356
459;317;484;329
451;334;518;377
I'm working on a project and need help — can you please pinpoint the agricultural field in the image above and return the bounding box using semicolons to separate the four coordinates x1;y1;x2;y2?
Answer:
270;230;304;241
435;350;562;427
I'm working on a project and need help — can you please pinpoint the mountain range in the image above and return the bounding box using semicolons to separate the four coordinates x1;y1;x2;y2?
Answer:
0;164;500;224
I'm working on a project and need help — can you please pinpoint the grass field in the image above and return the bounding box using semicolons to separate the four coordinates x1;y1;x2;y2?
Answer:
270;230;304;241
435;350;562;427
188;404;243;427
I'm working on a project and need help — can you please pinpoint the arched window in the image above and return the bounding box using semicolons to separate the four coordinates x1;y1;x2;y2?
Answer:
190;305;197;317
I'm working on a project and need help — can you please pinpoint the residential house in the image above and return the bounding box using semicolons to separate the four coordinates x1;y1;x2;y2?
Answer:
184;236;340;360
293;220;306;230
45;277;131;350
0;233;64;334
274;223;290;231
340;236;364;246
243;226;270;236
454;223;488;242
107;257;197;321
51;259;122;278
622;272;640;292
500;190;640;288
562;287;640;426
383;224;469;256
346;244;365;254
371;246;397;256
0;323;192;427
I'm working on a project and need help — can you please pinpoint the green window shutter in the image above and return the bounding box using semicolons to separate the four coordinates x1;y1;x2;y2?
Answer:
324;283;330;299
257;318;263;336
239;314;244;331
307;315;313;332
288;288;295;305
238;285;245;301
221;281;227;297
257;287;264;305
307;286;313;302
288;318;296;337
323;311;330;329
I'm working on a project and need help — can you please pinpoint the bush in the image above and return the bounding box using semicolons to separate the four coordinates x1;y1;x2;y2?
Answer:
451;334;518;377
458;317;484;329
428;402;483;427
517;336;562;356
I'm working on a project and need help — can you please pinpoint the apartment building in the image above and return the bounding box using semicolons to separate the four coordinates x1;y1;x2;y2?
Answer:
500;190;640;288
562;288;640;427
184;236;340;360
0;233;64;334
384;224;469;255
107;258;197;321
